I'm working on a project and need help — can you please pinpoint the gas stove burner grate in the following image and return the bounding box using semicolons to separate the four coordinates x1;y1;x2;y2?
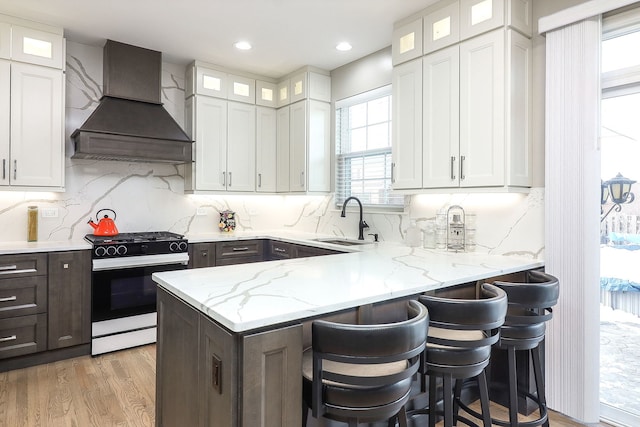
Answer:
85;231;185;245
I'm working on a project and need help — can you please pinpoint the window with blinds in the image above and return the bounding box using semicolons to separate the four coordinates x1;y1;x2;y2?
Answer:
335;87;404;209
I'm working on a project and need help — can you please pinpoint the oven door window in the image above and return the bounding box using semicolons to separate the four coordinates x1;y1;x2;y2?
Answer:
92;263;186;322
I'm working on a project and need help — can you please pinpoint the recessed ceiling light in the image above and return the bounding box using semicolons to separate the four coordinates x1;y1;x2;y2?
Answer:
234;41;252;50
336;42;352;51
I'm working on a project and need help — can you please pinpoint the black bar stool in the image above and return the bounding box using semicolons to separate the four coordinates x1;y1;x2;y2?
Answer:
417;283;508;427
301;300;428;427
483;270;560;427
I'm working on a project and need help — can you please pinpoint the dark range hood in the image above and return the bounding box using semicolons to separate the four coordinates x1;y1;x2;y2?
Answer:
71;40;192;164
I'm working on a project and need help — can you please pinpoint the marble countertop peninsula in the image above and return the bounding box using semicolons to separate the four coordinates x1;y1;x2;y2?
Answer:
154;233;544;333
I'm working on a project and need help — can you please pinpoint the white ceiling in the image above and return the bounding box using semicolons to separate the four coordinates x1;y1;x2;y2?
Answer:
0;0;439;79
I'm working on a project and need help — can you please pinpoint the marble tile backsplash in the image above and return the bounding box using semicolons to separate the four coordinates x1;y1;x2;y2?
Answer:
0;41;544;259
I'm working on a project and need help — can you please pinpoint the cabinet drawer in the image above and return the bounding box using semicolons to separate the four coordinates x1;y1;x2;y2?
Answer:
215;255;263;267
216;240;264;260
0;313;47;359
269;241;293;259
0;253;47;278
0;276;46;319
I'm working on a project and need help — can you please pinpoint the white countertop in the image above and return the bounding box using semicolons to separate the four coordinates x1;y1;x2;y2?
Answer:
0;239;91;254
154;233;543;333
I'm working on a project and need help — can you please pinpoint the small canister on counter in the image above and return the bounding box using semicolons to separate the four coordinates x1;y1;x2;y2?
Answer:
219;210;236;232
27;206;38;242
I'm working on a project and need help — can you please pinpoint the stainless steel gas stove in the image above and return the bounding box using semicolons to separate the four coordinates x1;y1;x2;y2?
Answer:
85;231;189;355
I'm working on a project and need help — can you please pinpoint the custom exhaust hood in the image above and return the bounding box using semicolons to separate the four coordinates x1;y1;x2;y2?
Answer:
71;40;192;164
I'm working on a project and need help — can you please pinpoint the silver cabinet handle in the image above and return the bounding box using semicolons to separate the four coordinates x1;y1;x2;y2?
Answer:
2;159;5;180
391;163;395;183
0;335;16;342
0;296;17;302
13;160;16;180
450;156;456;180
258;173;262;188
460;155;466;181
274;247;286;253
0;265;17;272
300;171;304;187
232;247;249;252
228;172;232;187
222;171;226;186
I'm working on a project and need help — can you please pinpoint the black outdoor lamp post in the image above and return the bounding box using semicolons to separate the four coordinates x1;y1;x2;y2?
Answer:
601;172;636;222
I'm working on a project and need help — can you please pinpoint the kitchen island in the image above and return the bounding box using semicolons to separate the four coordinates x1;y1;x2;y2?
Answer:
152;239;543;427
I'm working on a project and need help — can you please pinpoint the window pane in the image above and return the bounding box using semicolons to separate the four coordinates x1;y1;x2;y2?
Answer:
368;96;389;125
603;31;640;72
368;123;389;149
350;157;364;180
349;103;367;128
364;155;385;179
351;128;367;152
601;92;640;182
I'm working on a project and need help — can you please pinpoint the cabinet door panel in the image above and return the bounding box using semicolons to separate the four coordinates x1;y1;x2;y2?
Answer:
392;58;423;190
48;250;91;349
11;25;64;69
459;30;504;187
0;313;47;359
0;276;46;319
256;107;277;192
227;102;256;192
242;324;302;427
0;60;8;186
200;316;237;426
0;23;9;60
289;101;307;192
189;242;216;269
307;100;330;192
276;107;290;192
460;0;505;41
423;46;460;188
10;62;64;187
195;96;227;191
156;288;200;427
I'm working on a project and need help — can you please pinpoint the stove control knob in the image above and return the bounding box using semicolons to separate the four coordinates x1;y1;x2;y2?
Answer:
141;244;148;254
95;246;106;257
116;245;127;256
178;241;188;251
170;242;179;252
106;246;117;256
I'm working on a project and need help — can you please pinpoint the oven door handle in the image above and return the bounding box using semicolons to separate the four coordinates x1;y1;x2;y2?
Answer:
92;253;189;271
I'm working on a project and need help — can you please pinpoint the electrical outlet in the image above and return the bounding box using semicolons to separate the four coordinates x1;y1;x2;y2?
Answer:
41;208;58;218
196;207;207;216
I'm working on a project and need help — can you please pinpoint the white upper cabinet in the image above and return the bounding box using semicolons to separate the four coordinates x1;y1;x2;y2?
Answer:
277;79;290;107
392;58;423;190
308;72;331;102
227;74;256;104
459;29;505;187
256;80;277;108
8;62;64;187
423;1;460;54
423;46;460;188
460;0;504;41
226;102;256;191
0;60;9;178
256;106;277;192
507;0;532;37
276;106;290;192
392;17;423;66
10;25;64;69
0;23;10;59
191;65;227;99
289;72;306;103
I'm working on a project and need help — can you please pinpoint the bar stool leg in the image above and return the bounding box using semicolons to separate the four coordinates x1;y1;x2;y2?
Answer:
531;345;550;427
443;374;454;427
478;370;492;427
507;346;519;427
453;379;463;424
429;374;437;427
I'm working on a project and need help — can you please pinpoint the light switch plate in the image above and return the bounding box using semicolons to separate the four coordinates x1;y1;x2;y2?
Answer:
196;207;207;216
41;208;58;218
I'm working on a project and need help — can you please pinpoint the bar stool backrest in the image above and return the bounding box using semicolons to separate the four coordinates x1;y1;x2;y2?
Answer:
310;300;428;421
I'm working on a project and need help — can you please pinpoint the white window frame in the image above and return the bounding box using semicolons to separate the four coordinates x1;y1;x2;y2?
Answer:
335;85;405;211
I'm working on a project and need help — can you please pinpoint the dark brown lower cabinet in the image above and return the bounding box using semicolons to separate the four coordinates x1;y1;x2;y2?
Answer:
189;242;217;268
156;288;302;427
48;250;91;349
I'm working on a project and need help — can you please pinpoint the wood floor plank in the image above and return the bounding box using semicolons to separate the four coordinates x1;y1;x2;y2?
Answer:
0;344;614;427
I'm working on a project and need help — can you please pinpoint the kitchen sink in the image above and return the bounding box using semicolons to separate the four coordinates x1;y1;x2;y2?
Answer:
313;238;372;246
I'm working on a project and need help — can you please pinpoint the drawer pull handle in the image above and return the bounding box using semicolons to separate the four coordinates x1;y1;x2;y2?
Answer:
0;265;18;272
274;247;286;253
0;335;16;343
232;247;249;252
0;296;17;302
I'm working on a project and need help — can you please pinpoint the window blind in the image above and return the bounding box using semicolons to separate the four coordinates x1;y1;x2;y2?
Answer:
335;88;404;209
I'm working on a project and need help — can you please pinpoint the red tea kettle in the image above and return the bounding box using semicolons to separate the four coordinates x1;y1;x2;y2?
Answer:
88;209;119;236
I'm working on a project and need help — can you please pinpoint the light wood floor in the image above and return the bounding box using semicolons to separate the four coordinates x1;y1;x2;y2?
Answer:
0;345;612;427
